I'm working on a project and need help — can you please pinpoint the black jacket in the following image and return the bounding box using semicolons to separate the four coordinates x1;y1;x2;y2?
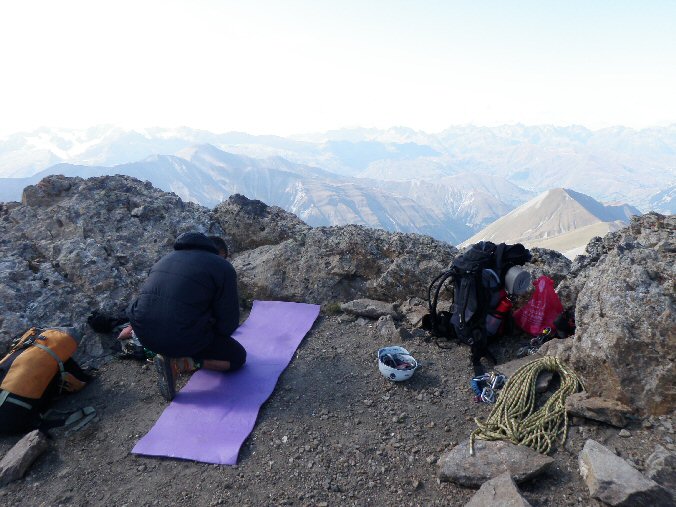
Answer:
127;232;239;357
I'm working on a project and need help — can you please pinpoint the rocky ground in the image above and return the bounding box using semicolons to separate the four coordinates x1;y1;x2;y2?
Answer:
1;177;673;506
1;311;673;507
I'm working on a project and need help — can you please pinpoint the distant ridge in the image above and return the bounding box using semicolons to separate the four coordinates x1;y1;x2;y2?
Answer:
0;144;499;244
460;188;640;257
1;124;674;213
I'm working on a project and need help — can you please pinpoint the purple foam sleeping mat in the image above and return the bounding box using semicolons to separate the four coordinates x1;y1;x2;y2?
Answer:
132;300;320;464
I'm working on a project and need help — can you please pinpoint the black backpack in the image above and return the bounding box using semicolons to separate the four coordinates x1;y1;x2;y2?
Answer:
422;241;531;373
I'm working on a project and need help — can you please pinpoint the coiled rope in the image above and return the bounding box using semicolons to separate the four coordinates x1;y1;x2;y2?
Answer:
470;355;584;455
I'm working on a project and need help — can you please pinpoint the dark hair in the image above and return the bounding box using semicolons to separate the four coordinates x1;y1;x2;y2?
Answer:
208;236;228;258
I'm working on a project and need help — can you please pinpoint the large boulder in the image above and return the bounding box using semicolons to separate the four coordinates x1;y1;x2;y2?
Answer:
213;194;310;254
0;175;221;361
232;224;457;304
551;213;675;416
1;175;456;363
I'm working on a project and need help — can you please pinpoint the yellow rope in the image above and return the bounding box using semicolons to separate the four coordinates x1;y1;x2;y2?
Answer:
469;355;584;455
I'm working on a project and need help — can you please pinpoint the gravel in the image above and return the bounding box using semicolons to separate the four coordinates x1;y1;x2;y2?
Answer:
0;313;672;506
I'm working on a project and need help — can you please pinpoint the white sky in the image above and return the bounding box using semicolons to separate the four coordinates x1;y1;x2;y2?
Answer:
0;0;674;136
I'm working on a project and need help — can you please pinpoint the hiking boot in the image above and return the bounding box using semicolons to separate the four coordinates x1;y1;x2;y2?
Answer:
174;357;198;373
153;356;198;401
154;354;178;401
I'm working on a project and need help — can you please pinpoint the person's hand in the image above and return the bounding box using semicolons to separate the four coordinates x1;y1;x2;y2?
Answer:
117;325;133;341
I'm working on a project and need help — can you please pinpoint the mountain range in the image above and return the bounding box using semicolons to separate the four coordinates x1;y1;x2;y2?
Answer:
1;124;674;213
0;144;525;245
0;124;672;251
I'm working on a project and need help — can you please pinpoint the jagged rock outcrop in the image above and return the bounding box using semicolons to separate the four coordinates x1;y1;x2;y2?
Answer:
231;224;458;304
557;212;673;308
4;174;673;420
550;213;675;416
0;175;458;363
0;175;223;360
527;247;571;286
213;194;311;254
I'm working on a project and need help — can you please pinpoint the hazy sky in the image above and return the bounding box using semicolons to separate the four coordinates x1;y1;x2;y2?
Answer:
1;0;674;136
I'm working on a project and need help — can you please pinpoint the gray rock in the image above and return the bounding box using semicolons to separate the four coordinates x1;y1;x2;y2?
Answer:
465;472;532;507
496;354;553;393
0;430;49;486
0;175;220;363
233;224;457;305
341;299;401;320
437;440;554;488
645;445;676;495
399;297;429;327
21;175;74;207
558;213;676;416
212;194;310;254
1;175;457;366
527;248;571;287
396;326;413;341
565;392;633;428
660;417;674;433
578;439;672;506
375;315;398;339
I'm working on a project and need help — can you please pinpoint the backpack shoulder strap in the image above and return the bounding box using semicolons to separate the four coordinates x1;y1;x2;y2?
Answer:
456;274;472;328
0;328;40;368
428;269;455;326
33;342;66;383
0;390;33;410
495;243;506;278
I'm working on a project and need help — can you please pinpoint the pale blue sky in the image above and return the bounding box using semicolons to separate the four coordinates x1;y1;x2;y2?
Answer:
0;0;674;136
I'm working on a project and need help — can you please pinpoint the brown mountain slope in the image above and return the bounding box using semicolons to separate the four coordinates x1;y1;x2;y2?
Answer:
461;188;638;257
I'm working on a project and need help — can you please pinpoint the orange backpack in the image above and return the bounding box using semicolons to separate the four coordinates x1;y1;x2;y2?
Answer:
0;328;86;404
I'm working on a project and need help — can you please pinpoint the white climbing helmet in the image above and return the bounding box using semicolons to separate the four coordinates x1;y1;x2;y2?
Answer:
377;346;418;382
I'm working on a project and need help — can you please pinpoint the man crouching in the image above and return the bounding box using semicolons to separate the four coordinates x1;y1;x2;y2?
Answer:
126;232;246;401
